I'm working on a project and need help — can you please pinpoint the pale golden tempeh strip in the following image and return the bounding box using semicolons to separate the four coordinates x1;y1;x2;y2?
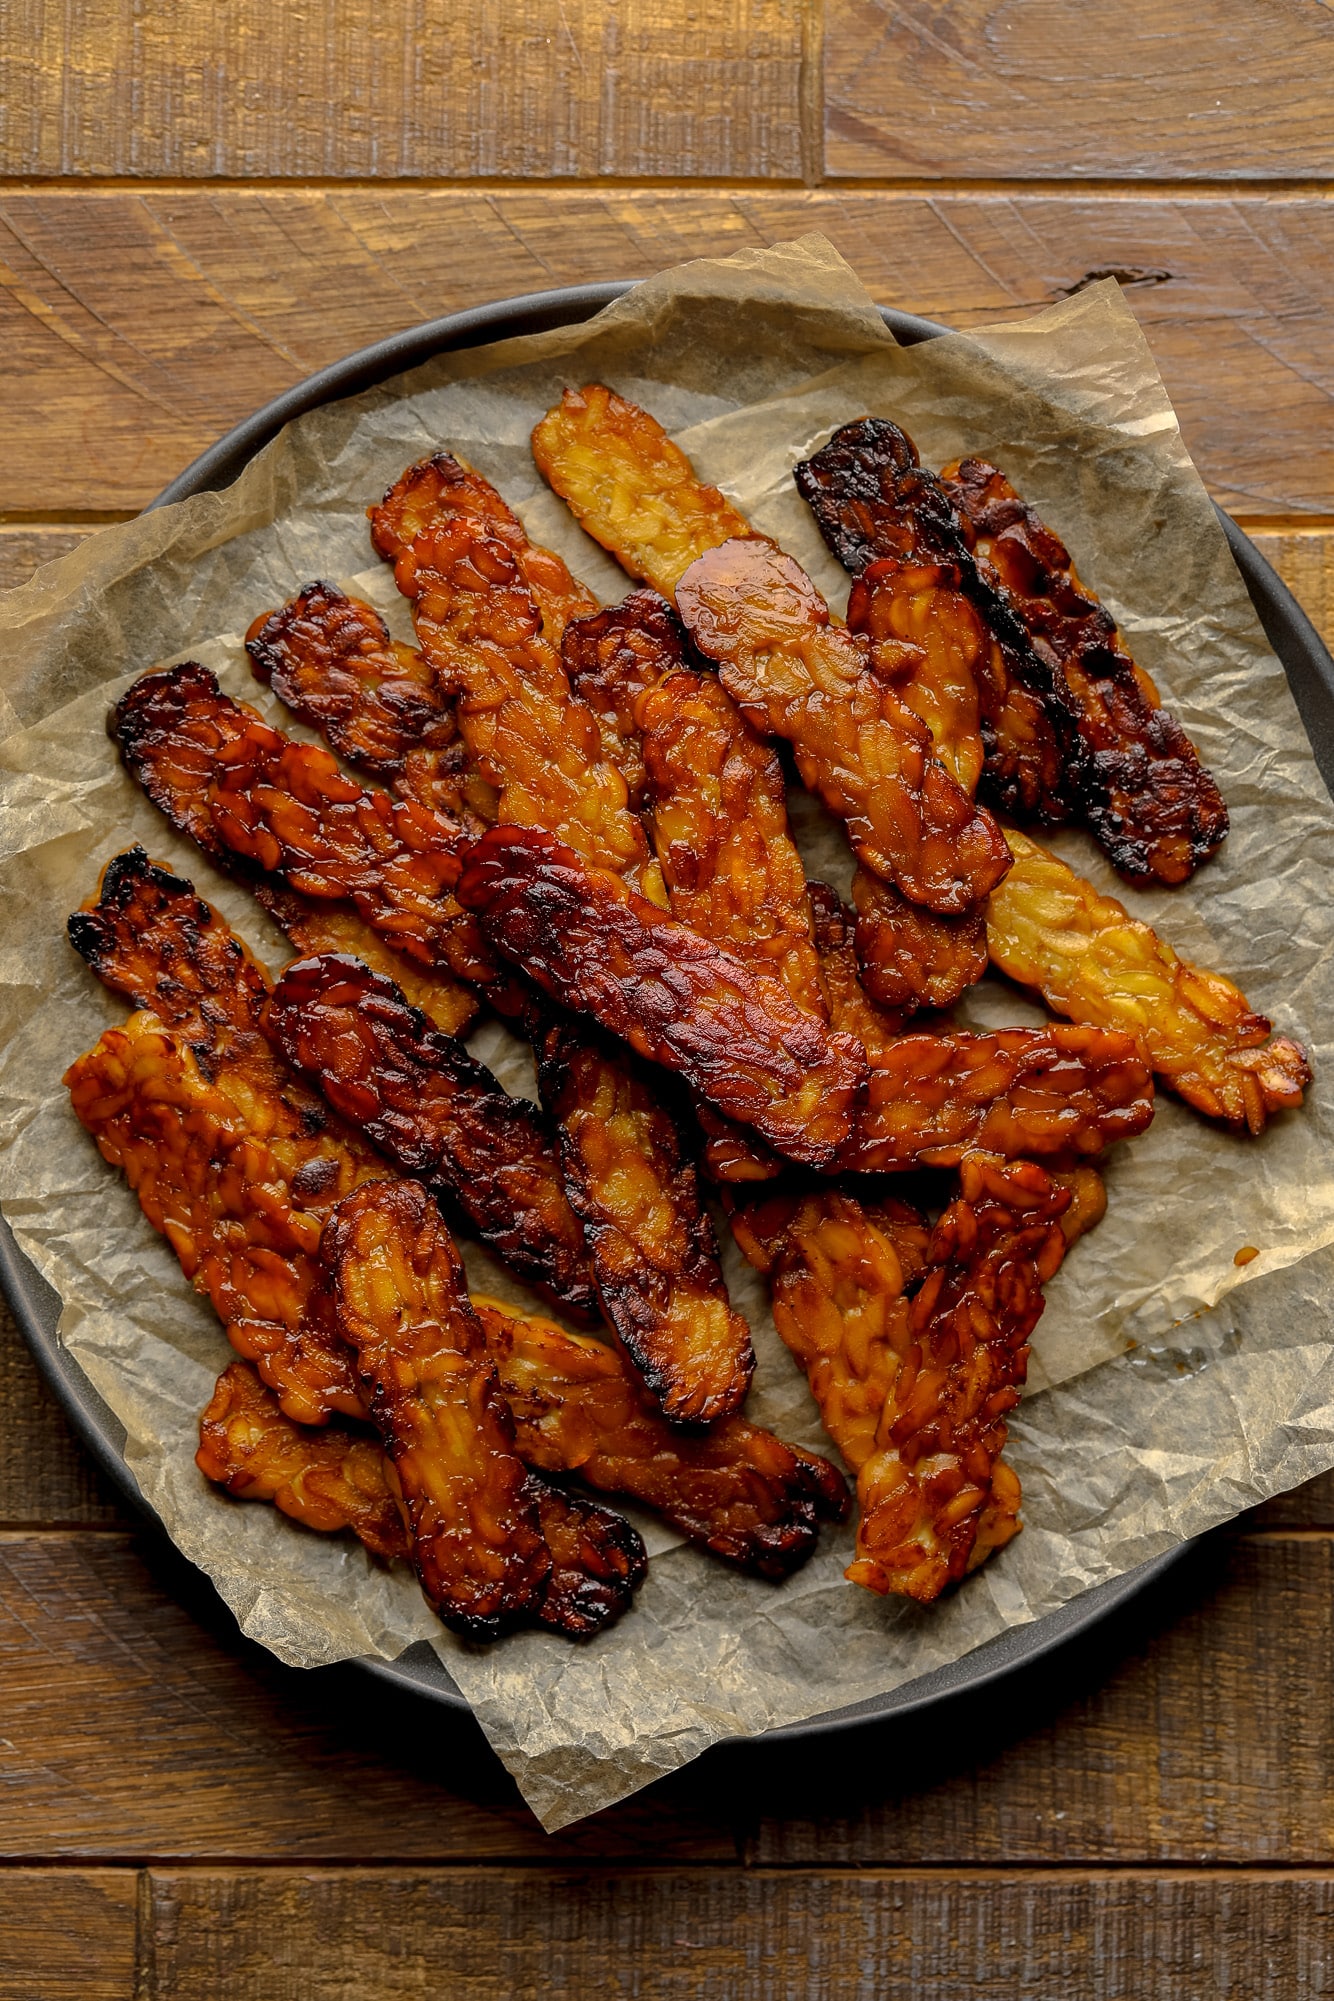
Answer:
532;383;752;598
986;828;1311;1133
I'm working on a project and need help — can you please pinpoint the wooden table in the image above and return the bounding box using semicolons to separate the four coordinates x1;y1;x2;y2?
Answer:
3;5;1334;1994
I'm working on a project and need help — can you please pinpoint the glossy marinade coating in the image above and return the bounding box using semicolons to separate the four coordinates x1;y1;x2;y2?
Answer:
196;1356;646;1636
113;664;510;995
532;1019;754;1423
66;1012;369;1424
246;580;499;830
475;1297;849;1580
944;457;1229;886
559;586;690;806
197;1359;410;1559
531;383;753;598
845;555;987;796
850;865;988;1017
805;881;908;1054
265;953;599;1321
674;537;1012;916
639;668;829;1023
321;1178;552;1639
843;1021;1154;1170
246;579;455;781
733;1156;1072;1601
457;825;870;1168
369;452;665;903
794;415;1081;826
251;883;479;1039
986;829;1310;1132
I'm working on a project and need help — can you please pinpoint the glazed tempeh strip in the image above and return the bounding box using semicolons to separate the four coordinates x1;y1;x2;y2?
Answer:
458;825;870;1169
532;383;753;598
66;1011;369;1425
845;554;987;797
320;1178;553;1638
530;1019;755;1423
986;828;1311;1132
474;1296;850;1579
197;1359;410;1558
943;456;1229;886
675;537;1012;915
844;1021;1154;1170
251;883;479;1039
265;952;600;1322
732;1157;1077;1601
368;452;664;902
849;866;988;1017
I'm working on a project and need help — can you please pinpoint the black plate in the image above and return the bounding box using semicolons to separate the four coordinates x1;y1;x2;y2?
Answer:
6;284;1334;1748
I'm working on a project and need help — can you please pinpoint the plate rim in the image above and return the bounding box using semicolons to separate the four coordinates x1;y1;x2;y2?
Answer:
6;278;1331;1750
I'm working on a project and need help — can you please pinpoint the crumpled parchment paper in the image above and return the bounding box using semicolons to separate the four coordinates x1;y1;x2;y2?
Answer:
2;235;1333;1831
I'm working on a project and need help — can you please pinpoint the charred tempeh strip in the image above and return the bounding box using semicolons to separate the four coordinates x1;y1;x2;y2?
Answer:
246;580;498;830
369;453;664;903
112;664;512;998
457;825;870;1168
246;580;455;782
843;1022;1154;1170
66;1012;369;1425
532;383;753;598
196;1358;645;1635
850;865;988;1017
321;1178;552;1639
675;537;1012;915
794;415;1081;825
197;1359;410;1559
531;1019;754;1423
986;828;1310;1132
475;1297;850;1580
265;952;599;1322
943;457;1229;885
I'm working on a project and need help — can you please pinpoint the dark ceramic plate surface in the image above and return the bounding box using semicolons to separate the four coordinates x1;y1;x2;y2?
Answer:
5;284;1333;1747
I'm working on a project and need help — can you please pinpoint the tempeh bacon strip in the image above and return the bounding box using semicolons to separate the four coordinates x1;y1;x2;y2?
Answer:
675;537;1012;916
845;554;987;797
457;824;870;1169
850;866;988;1018
251;883;478;1039
558;586;689;807
530;1018;754;1422
986;828;1310;1132
473;1296;850;1579
324;1178;644;1639
532;382;753;598
943;457;1229;886
197;1359;410;1559
265;952;599;1321
731;1156;1076;1601
794;415;1080;826
368;452;664;902
320;1178;546;1637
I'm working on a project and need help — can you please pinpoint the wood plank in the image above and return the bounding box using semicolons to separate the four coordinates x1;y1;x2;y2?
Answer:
137;1863;1334;2000
3;188;1334;517
0;1292;123;1527
0;0;807;181
1252;529;1334;656
0;1870;137;2001
0;526;98;592
0;1530;734;1861
824;0;1334;181
752;1535;1334;1864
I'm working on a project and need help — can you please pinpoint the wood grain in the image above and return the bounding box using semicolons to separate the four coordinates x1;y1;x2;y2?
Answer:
3;189;1334;517
0;1871;136;2001
0;1528;1328;1865
136;1863;1334;2000
0;0;807;181
0;1529;734;1861
825;0;1334;182
0;1294;122;1527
